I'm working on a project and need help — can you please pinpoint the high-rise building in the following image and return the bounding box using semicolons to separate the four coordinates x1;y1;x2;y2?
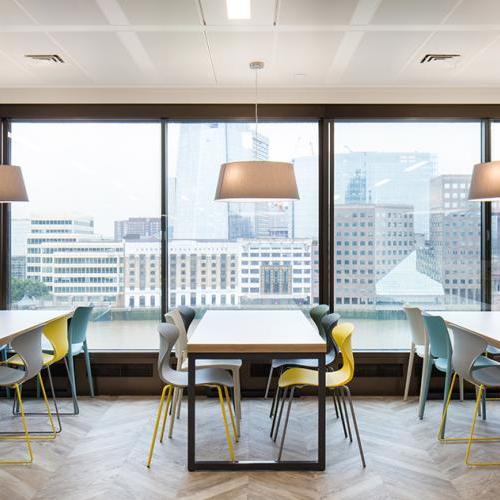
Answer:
114;217;161;241
417;175;481;307
334;203;415;310
345;169;367;204
335;151;436;233
11;218;30;279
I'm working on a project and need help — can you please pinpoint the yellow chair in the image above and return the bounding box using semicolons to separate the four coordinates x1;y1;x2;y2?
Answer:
273;322;365;465
8;317;69;436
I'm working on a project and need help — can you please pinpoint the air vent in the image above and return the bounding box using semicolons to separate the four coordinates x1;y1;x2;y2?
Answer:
24;54;65;64
420;53;460;64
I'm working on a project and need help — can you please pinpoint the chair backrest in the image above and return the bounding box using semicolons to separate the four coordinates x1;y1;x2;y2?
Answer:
451;326;488;383
43;317;69;363
403;305;427;346
68;306;93;345
177;305;196;333
309;304;329;339
165;309;187;360
157;323;180;384
321;312;341;358
10;326;44;383
422;314;452;360
331;322;355;385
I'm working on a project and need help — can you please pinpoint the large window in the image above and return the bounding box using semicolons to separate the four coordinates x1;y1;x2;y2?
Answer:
166;121;319;311
10;122;161;350
490;122;500;309
334;121;482;349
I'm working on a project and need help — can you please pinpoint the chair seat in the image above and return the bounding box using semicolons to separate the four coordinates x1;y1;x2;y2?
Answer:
471;364;500;387
433;357;450;373
43;342;83;357
487;345;500;356
278;366;350;389
415;345;426;358
433;354;495;373
271;352;335;370
7;352;54;367
160;365;234;389
180;358;242;371
0;365;26;386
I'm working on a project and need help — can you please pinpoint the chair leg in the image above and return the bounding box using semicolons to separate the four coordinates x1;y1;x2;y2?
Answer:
159;386;174;443
465;385;484;466
270;387;282;437
340;388;352;442
335;389;349;439
481;388;487;421
146;385;171;468
269;367;283;418
403;343;415;401
224;386;238;442
36;373;57;440
0;384;34;465
167;387;179;438
277;387;295;461
437;372;457;442
232;369;241;436
332;389;339;418
216;386;235;462
273;387;288;442
64;355;80;415
343;386;366;468
176;388;182;419
459;376;464;402
83;341;95;398
264;365;274;399
418;355;433;420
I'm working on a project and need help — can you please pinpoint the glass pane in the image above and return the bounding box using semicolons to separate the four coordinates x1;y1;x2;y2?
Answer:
167;121;319;312
490;122;500;309
334;121;482;350
10;122;161;350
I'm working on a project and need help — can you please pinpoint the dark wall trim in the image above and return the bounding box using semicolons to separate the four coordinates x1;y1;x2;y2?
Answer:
481;119;492;310
161;120;168;318
4;103;500;120
0;119;11;310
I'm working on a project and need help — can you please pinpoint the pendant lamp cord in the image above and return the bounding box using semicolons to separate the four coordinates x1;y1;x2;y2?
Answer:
254;66;258;160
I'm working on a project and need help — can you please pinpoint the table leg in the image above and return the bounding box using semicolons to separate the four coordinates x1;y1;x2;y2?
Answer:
188;353;195;471
318;352;326;471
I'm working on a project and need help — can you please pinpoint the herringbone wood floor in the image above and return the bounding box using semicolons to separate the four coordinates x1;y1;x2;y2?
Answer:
1;395;500;500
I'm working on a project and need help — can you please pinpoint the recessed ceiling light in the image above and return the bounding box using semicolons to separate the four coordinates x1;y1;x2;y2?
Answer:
226;0;251;20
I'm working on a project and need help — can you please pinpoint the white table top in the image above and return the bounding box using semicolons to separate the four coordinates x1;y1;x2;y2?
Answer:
187;310;326;354
0;310;73;345
426;311;500;348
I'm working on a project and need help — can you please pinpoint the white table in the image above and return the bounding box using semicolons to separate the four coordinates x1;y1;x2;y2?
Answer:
187;309;326;471
425;311;500;348
0;310;73;345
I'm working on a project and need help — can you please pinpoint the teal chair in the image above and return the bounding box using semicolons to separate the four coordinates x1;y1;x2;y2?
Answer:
41;306;94;414
420;314;491;425
419;315;453;420
65;306;95;414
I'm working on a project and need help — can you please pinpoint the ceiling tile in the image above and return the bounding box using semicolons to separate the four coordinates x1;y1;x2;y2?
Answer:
401;31;500;84
278;0;358;25
117;0;201;25
371;0;458;25
137;32;214;84
0;53;39;85
18;0;108;25
445;0;500;24
201;0;275;26
340;31;432;84
0;0;36;25
51;32;147;84
0;32;91;84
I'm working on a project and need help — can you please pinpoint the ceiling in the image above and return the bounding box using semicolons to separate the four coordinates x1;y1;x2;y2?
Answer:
1;0;500;103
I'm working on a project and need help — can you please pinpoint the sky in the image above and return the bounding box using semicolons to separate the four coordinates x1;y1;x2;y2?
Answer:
10;120;484;239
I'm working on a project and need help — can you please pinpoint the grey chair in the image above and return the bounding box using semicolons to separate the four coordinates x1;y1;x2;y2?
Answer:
439;325;500;466
177;305;196;332
165;309;242;436
0;326;55;464
0;344;10;398
146;323;238;467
